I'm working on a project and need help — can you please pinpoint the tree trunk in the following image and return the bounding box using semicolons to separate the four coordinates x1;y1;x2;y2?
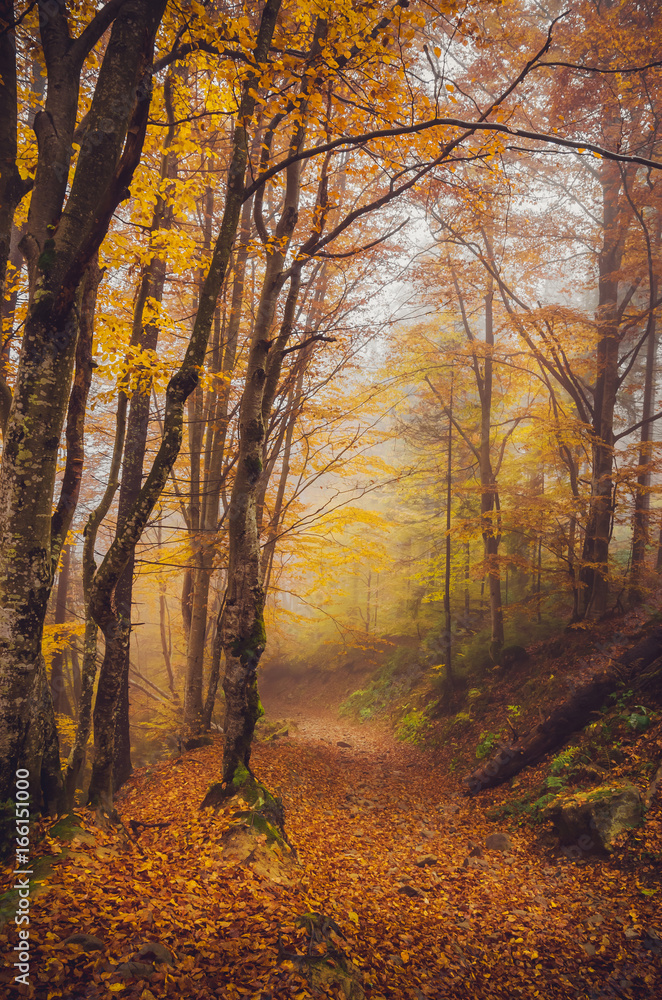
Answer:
182;181;217;741
109;69;180;791
481;281;504;655
183;185;257;741
630;283;657;602
86;0;283;804
158;559;176;698
70;640;81;711
51;255;103;569
64;395;127;807
0;0;168;809
0;0;29;433
49;252;102;722
260;381;299;592
443;383;453;682
450;265;504;655
464;626;662;794
50;543;73;717
89;620;131;804
219;82;315;783
579;159;628;618
202;606;225;731
219;267;291;780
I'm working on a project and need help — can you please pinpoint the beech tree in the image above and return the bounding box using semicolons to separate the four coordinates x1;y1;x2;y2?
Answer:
2;0;661;816
0;0;169;810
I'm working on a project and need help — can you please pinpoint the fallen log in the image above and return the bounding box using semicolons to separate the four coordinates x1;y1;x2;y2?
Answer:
463;625;662;795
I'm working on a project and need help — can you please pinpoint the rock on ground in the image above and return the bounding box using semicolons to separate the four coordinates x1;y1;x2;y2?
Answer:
543;781;644;852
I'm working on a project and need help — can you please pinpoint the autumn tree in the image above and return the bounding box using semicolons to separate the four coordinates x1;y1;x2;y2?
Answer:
0;0;169;810
2;0;660;815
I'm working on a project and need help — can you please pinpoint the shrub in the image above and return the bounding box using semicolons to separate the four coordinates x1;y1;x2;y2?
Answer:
487;789;559;826
624;706;652;732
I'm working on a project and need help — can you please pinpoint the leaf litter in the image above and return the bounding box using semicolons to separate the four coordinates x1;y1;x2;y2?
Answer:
1;716;661;999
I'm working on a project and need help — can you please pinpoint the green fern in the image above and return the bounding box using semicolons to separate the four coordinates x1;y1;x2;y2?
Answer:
550;746;583;775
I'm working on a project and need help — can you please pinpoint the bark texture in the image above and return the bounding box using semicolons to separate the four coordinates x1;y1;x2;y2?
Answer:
110;80;178;792
87;0;283;804
64;394;127;807
630;279;658;601
0;0;30;432
0;0;167;808
49;542;72;717
219;15;328;786
579;158;630;618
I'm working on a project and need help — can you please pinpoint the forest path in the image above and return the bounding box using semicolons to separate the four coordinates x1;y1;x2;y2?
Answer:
250;716;662;1000
277;710;428;756
251;716;662;1000
6;723;661;1000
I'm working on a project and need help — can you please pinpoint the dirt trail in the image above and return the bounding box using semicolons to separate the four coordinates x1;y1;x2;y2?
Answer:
252;713;662;1000
281;711;436;760
4;715;660;1000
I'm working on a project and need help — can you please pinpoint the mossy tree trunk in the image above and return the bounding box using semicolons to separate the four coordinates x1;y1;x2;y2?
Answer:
218;252;293;780
0;0;167;810
87;0;284;805
219;17;330;786
185;193;254;741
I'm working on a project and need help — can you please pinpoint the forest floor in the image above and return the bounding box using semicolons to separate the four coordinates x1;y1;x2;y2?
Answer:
2;707;662;1000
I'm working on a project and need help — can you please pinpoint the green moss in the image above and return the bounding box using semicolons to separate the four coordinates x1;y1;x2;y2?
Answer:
486;788;559;826
234;809;282;843
49;813;94;843
33;287;53;305
476;729;500;759
0;848;73;929
396;708;430;744
231;762;251;790
231;605;266;665
229;769;288;845
245;454;263;479
37;239;56;272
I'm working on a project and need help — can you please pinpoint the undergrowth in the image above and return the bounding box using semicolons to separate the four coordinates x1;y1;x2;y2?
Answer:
487;788;559;826
338;649;424;722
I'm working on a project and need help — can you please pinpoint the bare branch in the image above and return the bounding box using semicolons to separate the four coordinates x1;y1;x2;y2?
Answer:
280;334;336;356
70;0;129;68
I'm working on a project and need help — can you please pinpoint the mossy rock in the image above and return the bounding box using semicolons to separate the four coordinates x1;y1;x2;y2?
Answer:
298;954;365;999
202;766;291;865
0;853;64;929
220;824;295;883
542;781;644;852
